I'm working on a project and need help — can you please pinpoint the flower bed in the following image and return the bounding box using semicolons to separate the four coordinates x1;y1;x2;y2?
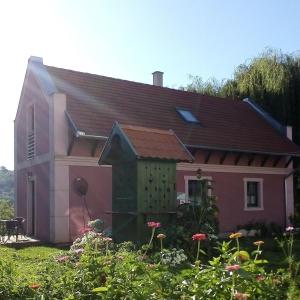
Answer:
0;224;300;299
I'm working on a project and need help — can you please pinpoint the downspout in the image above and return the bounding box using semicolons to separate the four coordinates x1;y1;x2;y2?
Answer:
284;167;299;227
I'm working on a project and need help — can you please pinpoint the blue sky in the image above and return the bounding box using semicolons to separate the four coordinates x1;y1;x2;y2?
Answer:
1;0;300;169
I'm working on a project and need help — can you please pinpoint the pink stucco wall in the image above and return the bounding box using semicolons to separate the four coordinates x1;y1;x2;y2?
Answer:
177;170;285;232
16;162;50;241
69;165;112;240
16;72;49;163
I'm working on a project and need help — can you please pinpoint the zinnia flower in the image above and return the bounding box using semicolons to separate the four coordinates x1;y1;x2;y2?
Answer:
147;221;161;228
103;237;113;242
225;264;240;271
79;227;92;234
192;233;207;241
29;284;41;290
157;233;166;240
56;255;69;263
253;240;264;246
235;292;249;300
286;226;294;232
256;275;265;281
74;248;84;255
229;232;242;239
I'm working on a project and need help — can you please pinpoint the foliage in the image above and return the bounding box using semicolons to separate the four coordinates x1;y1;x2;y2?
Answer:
1;224;300;299
0;166;14;201
0;199;14;220
166;178;218;255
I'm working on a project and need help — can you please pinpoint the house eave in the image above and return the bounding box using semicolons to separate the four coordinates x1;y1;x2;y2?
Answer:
185;144;300;157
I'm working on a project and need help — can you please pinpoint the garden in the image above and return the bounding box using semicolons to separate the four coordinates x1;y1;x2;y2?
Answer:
0;219;300;300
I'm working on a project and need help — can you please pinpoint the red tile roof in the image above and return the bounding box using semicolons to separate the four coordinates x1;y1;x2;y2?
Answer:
120;124;194;161
45;65;300;156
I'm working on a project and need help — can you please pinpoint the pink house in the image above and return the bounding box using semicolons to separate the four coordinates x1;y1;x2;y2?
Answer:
15;56;300;243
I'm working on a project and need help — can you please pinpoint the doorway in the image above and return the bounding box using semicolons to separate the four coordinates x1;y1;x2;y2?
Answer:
27;178;36;236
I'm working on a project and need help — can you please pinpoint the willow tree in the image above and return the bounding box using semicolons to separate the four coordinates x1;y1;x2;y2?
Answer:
187;49;300;144
186;48;300;224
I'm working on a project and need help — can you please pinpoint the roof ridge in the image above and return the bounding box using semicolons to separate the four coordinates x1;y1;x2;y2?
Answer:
45;65;239;103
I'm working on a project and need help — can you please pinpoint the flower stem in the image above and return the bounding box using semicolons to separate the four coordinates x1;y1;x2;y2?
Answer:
195;240;201;263
143;228;155;259
254;245;260;261
230;273;236;300
236;237;240;253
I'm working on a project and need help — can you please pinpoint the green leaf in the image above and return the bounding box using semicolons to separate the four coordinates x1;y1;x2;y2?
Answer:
254;259;268;265
92;287;108;293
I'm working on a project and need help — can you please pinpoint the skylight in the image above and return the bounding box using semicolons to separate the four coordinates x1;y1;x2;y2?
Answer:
176;108;200;123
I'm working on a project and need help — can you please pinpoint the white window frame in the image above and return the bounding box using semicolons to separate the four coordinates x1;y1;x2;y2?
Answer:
184;175;212;204
243;178;264;211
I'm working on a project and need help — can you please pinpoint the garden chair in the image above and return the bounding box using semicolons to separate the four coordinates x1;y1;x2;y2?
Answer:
14;217;26;239
5;220;18;242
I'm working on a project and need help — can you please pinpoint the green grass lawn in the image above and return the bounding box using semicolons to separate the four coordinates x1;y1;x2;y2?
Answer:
0;245;66;279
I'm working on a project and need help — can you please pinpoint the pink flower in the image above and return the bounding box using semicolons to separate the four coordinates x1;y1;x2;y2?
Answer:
192;233;207;241
74;248;84;255
256;275;265;281
103;237;113;242
79;227;92;234
235;292;249;300
56;255;69;263
29;283;41;290
225;264;241;271
147;221;161;228
286;226;294;232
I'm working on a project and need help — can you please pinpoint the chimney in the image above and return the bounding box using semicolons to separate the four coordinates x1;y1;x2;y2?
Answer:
152;71;164;87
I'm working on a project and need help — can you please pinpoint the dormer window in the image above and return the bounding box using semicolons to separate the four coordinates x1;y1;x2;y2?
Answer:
176;108;200;123
27;105;35;160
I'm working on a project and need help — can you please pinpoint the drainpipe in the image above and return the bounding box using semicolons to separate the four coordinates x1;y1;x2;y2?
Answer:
284;168;299;227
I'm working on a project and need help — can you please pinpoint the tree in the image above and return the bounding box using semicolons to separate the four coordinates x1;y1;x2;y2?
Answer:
0;166;14;201
185;48;300;225
186;48;300;144
0;199;14;219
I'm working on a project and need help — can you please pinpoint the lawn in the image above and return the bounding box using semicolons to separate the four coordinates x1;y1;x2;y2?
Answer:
0;245;66;283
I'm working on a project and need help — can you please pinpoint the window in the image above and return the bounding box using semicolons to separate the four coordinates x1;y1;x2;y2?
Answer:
244;178;263;210
176;108;200;123
184;176;212;205
27;105;35;160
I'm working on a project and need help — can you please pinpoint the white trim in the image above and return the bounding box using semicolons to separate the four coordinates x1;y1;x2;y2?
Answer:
243;178;264;211
184;175;212;203
15;153;50;171
55;155;111;167
177;163;291;175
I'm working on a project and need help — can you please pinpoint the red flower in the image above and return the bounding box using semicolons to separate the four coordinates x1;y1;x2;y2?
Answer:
256;275;265;281
192;233;207;241
29;284;41;290
225;264;241;271
147;221;161;228
79;227;92;234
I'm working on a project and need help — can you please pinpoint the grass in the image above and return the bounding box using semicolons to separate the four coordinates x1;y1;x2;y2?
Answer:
0;245;66;279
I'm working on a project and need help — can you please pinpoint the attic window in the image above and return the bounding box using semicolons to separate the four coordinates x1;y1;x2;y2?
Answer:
176;108;200;123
